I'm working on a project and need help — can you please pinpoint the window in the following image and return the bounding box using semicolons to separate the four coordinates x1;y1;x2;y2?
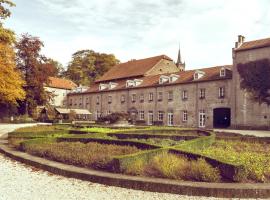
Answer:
168;112;174;126
139;111;145;120
158;92;163;101
131;94;136;102
220;68;226;77
69;99;72;106
182;90;188;100
168;91;173;101
96;111;101;120
108;96;112;104
107;110;111;115
194;73;199;80
199;89;206;99
140;94;144;102
194;70;205;80
158;111;164;121
99;84;107;91
148;111;154;125
182;110;188;122
96;96;100;105
121;95;125;103
148;92;153;101
219;87;225;98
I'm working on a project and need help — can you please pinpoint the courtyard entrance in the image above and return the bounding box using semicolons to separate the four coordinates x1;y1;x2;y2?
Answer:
213;108;231;128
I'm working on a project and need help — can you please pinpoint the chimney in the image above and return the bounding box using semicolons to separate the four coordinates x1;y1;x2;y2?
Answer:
235;35;245;48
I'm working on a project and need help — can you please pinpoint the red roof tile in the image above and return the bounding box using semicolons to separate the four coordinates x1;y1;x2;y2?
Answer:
73;65;232;95
235;37;270;52
46;77;77;90
96;55;173;82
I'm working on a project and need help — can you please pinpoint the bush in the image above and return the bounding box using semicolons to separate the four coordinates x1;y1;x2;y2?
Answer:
123;152;221;182
97;112;129;124
186;158;221;182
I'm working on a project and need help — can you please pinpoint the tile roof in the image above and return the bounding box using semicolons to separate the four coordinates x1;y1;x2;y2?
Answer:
72;65;232;95
235;37;270;52
46;77;77;90
96;55;173;82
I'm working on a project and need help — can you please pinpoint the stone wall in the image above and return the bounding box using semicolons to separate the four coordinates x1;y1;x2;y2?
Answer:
68;79;231;128
231;47;270;129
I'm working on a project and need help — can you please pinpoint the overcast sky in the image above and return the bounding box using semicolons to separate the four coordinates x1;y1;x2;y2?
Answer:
5;0;270;69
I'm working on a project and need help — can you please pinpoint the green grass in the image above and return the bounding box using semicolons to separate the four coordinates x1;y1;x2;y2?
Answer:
187;140;270;182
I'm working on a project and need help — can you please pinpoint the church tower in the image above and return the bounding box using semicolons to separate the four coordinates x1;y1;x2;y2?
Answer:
176;45;185;71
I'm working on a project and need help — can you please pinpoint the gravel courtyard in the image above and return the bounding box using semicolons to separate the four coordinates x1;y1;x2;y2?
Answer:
0;124;260;200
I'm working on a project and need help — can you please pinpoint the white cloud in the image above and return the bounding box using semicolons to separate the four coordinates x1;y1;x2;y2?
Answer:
5;0;270;69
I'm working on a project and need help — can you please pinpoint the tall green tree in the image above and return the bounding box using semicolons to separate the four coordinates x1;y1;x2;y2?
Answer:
0;0;25;117
65;50;119;85
16;34;58;115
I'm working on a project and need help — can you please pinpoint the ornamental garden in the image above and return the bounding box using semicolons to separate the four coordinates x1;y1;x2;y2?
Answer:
8;124;270;183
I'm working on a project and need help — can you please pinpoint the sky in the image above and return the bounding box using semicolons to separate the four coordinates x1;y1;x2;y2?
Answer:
4;0;270;70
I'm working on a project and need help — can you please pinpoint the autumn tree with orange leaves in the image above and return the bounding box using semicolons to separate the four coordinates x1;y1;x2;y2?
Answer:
0;0;25;116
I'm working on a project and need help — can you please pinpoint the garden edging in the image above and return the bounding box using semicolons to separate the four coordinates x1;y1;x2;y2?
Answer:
0;138;270;198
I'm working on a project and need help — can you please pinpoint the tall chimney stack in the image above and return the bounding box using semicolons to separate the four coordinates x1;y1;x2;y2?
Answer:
235;35;245;48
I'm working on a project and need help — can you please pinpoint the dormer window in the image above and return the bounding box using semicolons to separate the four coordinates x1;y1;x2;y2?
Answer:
194;70;205;80
108;82;118;89
220;68;226;77
169;74;180;83
134;79;143;86
126;80;135;87
159;75;169;84
99;84;107;91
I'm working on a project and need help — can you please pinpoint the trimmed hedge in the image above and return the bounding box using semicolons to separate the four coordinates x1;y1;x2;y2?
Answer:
111;148;168;173
173;132;215;150
8;130;68;139
56;137;162;150
109;133;198;141
19;138;57;151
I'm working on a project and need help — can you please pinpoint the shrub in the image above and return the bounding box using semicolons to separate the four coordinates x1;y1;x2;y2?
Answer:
144;152;189;179
187;158;221;182
122;152;221;182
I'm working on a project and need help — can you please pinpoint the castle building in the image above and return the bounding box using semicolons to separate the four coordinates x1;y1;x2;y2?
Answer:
67;36;270;129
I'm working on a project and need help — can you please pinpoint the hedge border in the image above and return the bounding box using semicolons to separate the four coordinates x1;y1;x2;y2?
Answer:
0;142;269;198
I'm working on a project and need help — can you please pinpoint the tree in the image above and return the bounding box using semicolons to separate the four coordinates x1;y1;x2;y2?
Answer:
0;0;25;117
42;57;64;77
237;59;270;105
65;50;119;85
16;34;55;115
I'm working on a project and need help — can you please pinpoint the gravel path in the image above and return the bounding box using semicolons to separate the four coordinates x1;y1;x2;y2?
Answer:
0;124;259;200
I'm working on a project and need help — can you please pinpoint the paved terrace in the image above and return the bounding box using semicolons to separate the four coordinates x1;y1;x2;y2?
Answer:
0;124;266;200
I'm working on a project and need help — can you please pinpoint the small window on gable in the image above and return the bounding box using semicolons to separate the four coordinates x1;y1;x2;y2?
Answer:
159;75;169;84
99;84;107;91
134;79;143;86
108;82;118;89
220;68;226;77
194;70;205;80
169;74;179;83
126;80;134;87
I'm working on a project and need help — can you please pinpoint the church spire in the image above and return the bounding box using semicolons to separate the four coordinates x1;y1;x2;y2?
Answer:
176;44;185;71
177;44;182;64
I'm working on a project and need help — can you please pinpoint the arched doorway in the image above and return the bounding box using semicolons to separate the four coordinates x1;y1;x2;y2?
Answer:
213;108;231;128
